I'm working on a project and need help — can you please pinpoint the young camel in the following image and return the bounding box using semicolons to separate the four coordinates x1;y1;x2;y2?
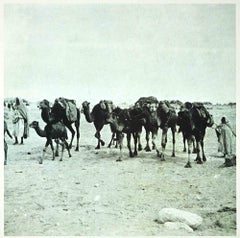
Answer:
29;121;71;164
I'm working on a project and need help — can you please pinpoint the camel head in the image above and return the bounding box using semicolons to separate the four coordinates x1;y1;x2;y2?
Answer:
29;121;39;129
207;114;214;127
38;99;50;109
81;101;90;112
82;101;90;108
177;109;194;132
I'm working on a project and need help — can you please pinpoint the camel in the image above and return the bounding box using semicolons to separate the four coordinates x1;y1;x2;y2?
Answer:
29;121;71;164
157;101;178;160
107;106;150;161
39;98;80;151
4;120;12;165
81;100;115;149
51;98;80;151
177;102;214;168
134;96;159;152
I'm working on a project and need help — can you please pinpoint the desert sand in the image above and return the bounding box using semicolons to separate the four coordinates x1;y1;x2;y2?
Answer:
4;103;236;236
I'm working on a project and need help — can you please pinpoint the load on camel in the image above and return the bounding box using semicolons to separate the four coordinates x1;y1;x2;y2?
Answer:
81;100;116;149
177;102;214;168
107;106;151;161
38;98;80;151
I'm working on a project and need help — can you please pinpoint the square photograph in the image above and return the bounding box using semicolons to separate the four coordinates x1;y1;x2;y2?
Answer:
3;2;237;236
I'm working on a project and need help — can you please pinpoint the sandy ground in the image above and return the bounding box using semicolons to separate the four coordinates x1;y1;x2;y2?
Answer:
4;103;236;236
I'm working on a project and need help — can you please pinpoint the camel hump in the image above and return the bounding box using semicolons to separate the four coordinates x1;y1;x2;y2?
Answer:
136;96;158;106
193;103;209;119
192;103;214;126
158;101;170;114
99;100;116;114
57;97;78;122
135;96;159;112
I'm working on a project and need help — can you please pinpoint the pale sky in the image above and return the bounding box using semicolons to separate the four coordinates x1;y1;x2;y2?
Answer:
4;3;236;105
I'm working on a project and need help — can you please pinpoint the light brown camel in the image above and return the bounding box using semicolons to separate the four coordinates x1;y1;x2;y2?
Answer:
134;96;159;152
157;100;178;160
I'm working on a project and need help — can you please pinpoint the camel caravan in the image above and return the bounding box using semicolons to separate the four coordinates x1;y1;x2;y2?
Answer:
4;96;236;167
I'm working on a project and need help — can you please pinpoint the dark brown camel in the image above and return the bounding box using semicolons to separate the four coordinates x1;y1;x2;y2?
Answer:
51;98;80;151
29;121;71;164
157;101;178;160
39;98;80;151
4;120;12;165
177;102;214;168
107;106;150;161
135;96;159;152
81;100;115;149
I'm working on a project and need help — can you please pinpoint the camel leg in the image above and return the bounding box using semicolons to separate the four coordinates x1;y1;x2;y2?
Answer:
49;140;55;161
74;110;80;151
201;140;207;162
185;138;192;168
64;140;72;158
133;132;138;156
66;124;75;149
115;138;118;148
127;133;134;157
54;139;59;157
59;141;65;161
4;140;7;165
116;133;124;162
193;139;197;153
94;124;105;149
159;129;168;161
152;129;158;150
144;130;151;152
108;132;115;148
152;131;158;151
183;133;187;152
171;127;176;157
75;124;80;151
137;131;142;151
195;140;203;164
95;131;105;149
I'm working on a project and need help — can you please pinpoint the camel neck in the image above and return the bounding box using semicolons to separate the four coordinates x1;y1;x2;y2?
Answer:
83;107;94;123
41;108;51;124
33;126;46;137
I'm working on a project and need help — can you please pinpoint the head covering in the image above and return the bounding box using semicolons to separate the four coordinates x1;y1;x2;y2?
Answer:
221;116;229;124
